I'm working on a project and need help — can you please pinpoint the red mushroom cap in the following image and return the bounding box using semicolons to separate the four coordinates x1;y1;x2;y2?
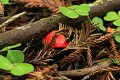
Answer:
52;34;68;48
42;30;68;48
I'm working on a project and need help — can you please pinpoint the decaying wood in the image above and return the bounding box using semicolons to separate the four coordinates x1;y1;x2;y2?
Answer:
58;60;112;77
0;0;120;49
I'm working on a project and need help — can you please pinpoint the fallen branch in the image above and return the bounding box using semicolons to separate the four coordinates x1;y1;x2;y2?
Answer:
58;60;112;77
0;0;120;49
0;15;70;49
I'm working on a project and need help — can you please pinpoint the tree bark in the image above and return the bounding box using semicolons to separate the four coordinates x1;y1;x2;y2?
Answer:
0;0;120;49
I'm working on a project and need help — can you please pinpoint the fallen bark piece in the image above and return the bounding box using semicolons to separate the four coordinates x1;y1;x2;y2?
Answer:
0;0;120;49
58;60;112;77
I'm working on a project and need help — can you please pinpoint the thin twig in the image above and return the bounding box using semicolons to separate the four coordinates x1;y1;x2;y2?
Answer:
0;11;27;29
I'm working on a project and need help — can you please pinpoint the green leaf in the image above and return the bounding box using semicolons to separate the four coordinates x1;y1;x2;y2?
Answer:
6;50;24;63
104;11;119;21
0;0;9;4
0;55;13;70
10;63;34;76
113;19;120;26
68;5;79;9
102;58;109;61
114;33;120;43
98;58;109;64
92;17;106;31
116;26;120;31
92;17;103;25
114;27;120;43
0;43;21;52
99;25;106;31
74;4;90;16
59;6;79;18
118;11;120;17
112;58;120;65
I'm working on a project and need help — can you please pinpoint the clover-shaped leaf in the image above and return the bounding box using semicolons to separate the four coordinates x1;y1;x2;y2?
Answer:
6;50;24;63
114;27;120;43
59;4;90;18
68;5;78;9
113;19;120;26
92;17;106;31
0;55;13;71
118;11;120;17
10;63;34;76
92;17;103;25
0;0;9;4
99;25;106;31
116;26;120;31
59;6;79;18
74;4;90;16
104;11;119;21
114;33;120;43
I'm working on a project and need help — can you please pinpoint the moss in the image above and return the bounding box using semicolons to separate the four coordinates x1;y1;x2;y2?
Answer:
48;19;55;24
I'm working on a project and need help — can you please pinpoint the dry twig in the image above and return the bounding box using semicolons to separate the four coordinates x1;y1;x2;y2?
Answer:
58;60;112;77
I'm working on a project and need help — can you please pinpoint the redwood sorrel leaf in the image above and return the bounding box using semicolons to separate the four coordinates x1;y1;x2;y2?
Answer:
59;4;90;18
0;55;13;70
116;26;120;31
114;33;120;43
92;17;106;31
118;11;120;17
74;4;90;16
104;11;119;21
0;0;9;4
114;27;120;43
6;50;24;63
113;19;120;26
59;6;79;18
68;5;78;9
92;17;103;25
10;63;34;76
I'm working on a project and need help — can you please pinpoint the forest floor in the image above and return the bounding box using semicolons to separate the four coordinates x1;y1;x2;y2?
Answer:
0;0;120;80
